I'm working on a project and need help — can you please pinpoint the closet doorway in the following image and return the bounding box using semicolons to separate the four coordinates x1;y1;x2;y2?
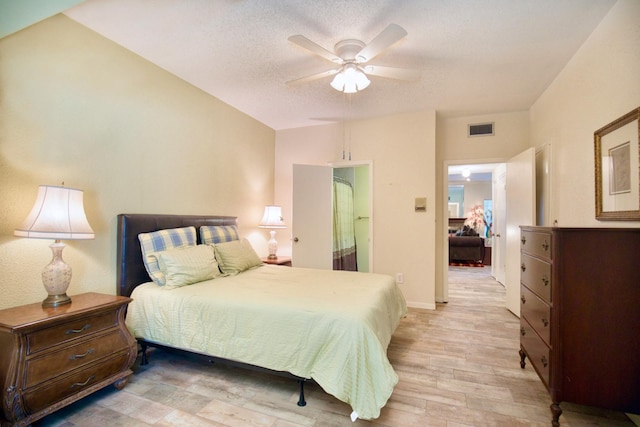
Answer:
292;161;373;272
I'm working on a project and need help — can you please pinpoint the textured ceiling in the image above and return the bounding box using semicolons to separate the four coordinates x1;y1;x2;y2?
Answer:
44;1;620;129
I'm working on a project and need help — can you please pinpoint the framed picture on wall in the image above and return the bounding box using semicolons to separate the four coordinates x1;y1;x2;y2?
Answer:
594;107;640;220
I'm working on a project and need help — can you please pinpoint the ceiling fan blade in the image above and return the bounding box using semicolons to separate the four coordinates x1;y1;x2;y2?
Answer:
288;35;342;63
286;68;339;86
363;65;420;81
356;24;407;63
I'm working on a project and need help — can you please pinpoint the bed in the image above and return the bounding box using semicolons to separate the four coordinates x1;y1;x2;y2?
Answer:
116;213;408;420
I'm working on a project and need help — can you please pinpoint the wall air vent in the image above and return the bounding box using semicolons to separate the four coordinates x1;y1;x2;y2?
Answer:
468;122;494;137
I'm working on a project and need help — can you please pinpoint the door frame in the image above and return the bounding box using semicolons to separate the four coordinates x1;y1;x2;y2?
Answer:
330;160;374;272
442;157;506;302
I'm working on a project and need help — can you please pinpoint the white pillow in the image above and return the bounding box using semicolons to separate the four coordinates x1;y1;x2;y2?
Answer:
157;244;221;289
213;239;263;275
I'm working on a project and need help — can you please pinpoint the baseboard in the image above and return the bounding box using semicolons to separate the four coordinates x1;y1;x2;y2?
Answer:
406;301;436;310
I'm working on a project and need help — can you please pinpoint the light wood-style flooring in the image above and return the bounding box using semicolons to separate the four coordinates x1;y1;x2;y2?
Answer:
35;267;637;426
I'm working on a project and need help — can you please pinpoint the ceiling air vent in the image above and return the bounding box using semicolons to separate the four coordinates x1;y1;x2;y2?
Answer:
468;122;494;137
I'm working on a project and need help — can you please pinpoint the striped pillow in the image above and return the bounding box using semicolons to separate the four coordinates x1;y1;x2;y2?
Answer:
138;226;197;285
213;238;263;275
199;225;240;244
157;244;221;289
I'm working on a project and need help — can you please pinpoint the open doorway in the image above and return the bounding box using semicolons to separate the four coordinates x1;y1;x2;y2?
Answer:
333;163;371;272
444;148;542;313
446;163;503;285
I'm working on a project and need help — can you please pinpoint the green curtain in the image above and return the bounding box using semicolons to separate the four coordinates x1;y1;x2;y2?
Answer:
333;178;357;271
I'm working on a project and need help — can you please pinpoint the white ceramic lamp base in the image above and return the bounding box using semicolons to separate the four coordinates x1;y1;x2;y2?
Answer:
267;230;278;259
41;241;72;307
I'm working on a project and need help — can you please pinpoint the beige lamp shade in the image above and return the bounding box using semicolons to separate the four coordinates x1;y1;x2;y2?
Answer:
14;185;94;240
258;205;286;229
14;185;94;307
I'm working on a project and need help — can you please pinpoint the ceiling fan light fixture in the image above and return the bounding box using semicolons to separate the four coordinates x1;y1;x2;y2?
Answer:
330;71;345;91
355;68;370;90
343;81;357;94
330;64;370;93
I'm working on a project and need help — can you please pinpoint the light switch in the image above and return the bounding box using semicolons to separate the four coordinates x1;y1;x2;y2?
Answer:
415;197;427;212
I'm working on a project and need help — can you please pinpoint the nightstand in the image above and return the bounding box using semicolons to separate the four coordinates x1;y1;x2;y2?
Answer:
0;292;137;426
262;256;292;266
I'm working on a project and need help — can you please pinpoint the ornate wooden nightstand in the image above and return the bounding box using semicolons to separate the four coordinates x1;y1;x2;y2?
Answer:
0;292;137;426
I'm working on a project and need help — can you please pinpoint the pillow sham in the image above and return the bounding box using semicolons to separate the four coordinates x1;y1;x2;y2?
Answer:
157;244;221;289
138;226;197;285
200;225;240;244
213;238;263;275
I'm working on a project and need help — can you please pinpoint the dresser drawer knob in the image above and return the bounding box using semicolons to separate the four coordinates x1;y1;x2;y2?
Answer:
542;240;549;252
520;263;526;273
69;348;95;360
65;324;91;335
541;318;549;327
521;295;526;304
542;275;549;286
70;374;95;389
520;327;526;336
541;356;548;368
521;236;527;245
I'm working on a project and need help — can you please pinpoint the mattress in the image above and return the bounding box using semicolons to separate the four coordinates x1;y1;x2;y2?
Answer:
126;264;408;419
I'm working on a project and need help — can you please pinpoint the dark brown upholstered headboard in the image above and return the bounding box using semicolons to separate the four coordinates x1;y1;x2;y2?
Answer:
116;214;238;297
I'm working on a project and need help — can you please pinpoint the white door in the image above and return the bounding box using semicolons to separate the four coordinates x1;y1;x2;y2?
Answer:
505;148;536;316
292;164;333;269
492;164;507;285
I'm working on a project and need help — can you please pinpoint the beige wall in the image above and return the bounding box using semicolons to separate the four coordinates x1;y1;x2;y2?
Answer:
530;0;640;228
275;111;437;309
0;15;275;309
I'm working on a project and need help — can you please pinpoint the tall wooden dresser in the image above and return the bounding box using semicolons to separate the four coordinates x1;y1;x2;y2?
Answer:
519;227;640;426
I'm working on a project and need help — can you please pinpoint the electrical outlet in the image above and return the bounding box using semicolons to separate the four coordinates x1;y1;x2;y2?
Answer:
395;273;404;284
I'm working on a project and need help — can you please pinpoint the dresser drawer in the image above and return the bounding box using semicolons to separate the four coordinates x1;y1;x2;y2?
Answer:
520;318;550;389
22;351;131;414
26;310;118;355
520;254;552;302
24;330;130;389
520;285;551;346
520;230;552;260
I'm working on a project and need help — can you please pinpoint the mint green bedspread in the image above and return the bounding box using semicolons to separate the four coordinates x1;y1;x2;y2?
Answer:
126;265;408;419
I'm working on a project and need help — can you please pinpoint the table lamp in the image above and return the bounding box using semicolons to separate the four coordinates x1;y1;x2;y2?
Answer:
258;205;286;259
14;185;95;307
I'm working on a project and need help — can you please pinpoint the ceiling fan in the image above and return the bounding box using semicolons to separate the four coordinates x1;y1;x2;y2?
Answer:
287;24;420;93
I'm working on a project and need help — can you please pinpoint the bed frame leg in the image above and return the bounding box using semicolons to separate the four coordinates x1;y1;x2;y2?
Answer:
140;342;149;366
297;379;307;407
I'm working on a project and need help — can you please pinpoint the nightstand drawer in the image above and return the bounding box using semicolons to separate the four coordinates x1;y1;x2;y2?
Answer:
24;330;130;389
520;230;552;260
520;318;550;389
27;310;118;354
520;254;552;302
22;351;131;414
520;285;551;346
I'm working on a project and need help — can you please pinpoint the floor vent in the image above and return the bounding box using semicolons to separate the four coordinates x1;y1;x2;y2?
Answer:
468;122;494;137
